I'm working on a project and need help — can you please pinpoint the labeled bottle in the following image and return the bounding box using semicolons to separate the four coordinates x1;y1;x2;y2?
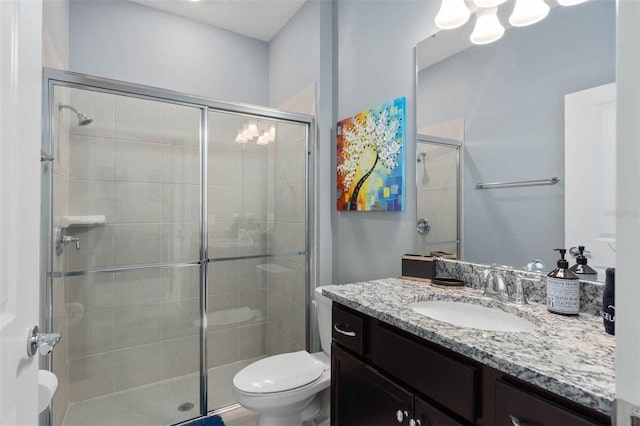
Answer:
546;249;580;315
603;268;615;335
569;246;598;281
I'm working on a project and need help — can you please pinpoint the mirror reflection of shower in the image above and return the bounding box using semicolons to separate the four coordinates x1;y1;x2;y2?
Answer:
58;103;94;126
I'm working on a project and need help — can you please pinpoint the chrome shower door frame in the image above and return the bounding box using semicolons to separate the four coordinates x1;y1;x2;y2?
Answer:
416;134;463;259
41;68;315;424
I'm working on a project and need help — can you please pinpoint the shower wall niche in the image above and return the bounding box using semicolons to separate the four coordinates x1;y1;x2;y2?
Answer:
45;77;311;426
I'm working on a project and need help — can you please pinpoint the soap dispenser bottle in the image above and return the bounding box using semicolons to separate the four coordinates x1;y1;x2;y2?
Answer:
546;249;580;316
569;246;598;281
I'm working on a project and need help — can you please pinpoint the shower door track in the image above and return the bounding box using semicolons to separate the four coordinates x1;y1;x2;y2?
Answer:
41;68;315;426
48;251;308;278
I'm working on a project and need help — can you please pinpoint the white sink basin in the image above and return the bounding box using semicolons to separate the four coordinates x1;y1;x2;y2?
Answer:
409;301;538;332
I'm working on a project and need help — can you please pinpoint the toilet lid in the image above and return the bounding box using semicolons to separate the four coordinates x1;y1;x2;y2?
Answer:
233;351;325;394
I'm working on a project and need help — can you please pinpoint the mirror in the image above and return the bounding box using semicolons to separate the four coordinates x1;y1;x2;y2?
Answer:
415;0;615;279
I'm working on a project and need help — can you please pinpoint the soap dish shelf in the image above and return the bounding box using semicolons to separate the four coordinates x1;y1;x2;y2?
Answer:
58;215;106;228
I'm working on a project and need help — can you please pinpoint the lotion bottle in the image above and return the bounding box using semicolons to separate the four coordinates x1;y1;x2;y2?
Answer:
546;249;580;316
569;245;598;281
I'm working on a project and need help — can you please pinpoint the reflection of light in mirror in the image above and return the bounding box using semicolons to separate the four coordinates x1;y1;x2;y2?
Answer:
473;0;507;7
435;0;471;30
557;0;588;5
470;7;504;45
509;0;550;27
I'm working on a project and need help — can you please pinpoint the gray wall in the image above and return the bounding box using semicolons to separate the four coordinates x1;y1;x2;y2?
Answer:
43;0;69;69
417;1;615;268
268;0;335;287
268;1;320;107
69;0;269;105
334;0;439;283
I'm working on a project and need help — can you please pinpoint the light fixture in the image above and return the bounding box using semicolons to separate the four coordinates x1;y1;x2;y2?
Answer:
473;0;508;7
509;0;550;27
246;120;259;138
257;132;269;145
435;0;471;30
470;7;504;45
557;0;587;5
268;125;276;142
235;130;248;143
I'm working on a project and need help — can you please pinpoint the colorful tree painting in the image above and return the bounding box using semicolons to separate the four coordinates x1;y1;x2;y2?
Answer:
336;97;406;211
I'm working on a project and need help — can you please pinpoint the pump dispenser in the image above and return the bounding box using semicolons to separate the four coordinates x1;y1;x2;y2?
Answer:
569;246;598;281
546;249;580;315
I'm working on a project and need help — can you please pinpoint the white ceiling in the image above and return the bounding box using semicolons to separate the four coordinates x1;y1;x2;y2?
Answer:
128;0;307;42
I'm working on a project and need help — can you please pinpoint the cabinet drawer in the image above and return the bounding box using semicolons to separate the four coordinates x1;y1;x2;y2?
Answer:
332;304;364;356
495;380;606;426
369;321;477;422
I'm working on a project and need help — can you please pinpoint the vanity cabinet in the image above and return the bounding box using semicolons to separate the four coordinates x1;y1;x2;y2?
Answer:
332;344;463;426
330;303;609;426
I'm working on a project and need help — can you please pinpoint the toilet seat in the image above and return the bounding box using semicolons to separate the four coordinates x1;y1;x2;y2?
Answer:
233;351;326;394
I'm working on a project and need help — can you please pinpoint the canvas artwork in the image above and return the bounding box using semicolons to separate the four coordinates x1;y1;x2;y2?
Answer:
336;97;406;211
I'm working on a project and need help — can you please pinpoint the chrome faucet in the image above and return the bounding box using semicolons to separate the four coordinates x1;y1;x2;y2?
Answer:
484;264;510;303
54;227;80;256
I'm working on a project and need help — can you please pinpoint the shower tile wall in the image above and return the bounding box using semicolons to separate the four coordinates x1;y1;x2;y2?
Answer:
266;123;307;356
51;87;71;426
416;143;458;257
60;89;200;407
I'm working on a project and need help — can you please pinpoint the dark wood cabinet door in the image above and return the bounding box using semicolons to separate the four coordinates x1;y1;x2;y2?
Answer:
413;396;465;426
332;343;413;426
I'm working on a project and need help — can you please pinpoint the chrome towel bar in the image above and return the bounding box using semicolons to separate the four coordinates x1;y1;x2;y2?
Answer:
475;176;560;190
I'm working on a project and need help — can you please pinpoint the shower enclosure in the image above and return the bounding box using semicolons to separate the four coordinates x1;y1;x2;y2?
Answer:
415;135;461;258
41;69;313;426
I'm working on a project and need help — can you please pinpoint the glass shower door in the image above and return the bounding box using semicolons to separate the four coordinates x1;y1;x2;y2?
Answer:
49;85;203;426
206;111;309;411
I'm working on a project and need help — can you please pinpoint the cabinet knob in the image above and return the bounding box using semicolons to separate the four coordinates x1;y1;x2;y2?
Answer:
509;415;522;426
396;410;409;423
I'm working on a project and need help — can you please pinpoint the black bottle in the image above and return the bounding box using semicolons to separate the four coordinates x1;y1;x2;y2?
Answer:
569;246;598;281
603;268;615;335
546;249;580;315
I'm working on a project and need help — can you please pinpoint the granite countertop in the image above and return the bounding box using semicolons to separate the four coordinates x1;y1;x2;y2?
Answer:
321;278;615;416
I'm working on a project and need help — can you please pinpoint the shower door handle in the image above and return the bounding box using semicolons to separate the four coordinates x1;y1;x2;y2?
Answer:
27;325;62;357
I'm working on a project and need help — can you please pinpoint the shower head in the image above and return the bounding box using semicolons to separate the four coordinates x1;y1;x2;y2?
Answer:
59;103;94;126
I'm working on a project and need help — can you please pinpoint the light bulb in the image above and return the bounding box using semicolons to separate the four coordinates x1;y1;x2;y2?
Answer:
470;7;504;45
509;0;549;27
473;0;507;7
435;0;471;30
557;0;587;5
268;125;276;142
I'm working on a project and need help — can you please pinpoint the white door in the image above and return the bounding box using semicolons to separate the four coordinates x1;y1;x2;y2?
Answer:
565;82;616;281
0;0;43;425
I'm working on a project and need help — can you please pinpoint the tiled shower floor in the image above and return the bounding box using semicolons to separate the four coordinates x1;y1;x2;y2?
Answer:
62;358;259;426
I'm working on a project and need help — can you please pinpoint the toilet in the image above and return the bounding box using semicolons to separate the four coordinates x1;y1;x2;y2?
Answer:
232;287;332;426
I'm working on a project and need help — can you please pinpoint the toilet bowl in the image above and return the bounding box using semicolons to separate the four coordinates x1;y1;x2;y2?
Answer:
232;287;332;426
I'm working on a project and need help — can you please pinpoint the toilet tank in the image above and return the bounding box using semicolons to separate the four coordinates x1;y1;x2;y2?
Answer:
314;287;333;357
